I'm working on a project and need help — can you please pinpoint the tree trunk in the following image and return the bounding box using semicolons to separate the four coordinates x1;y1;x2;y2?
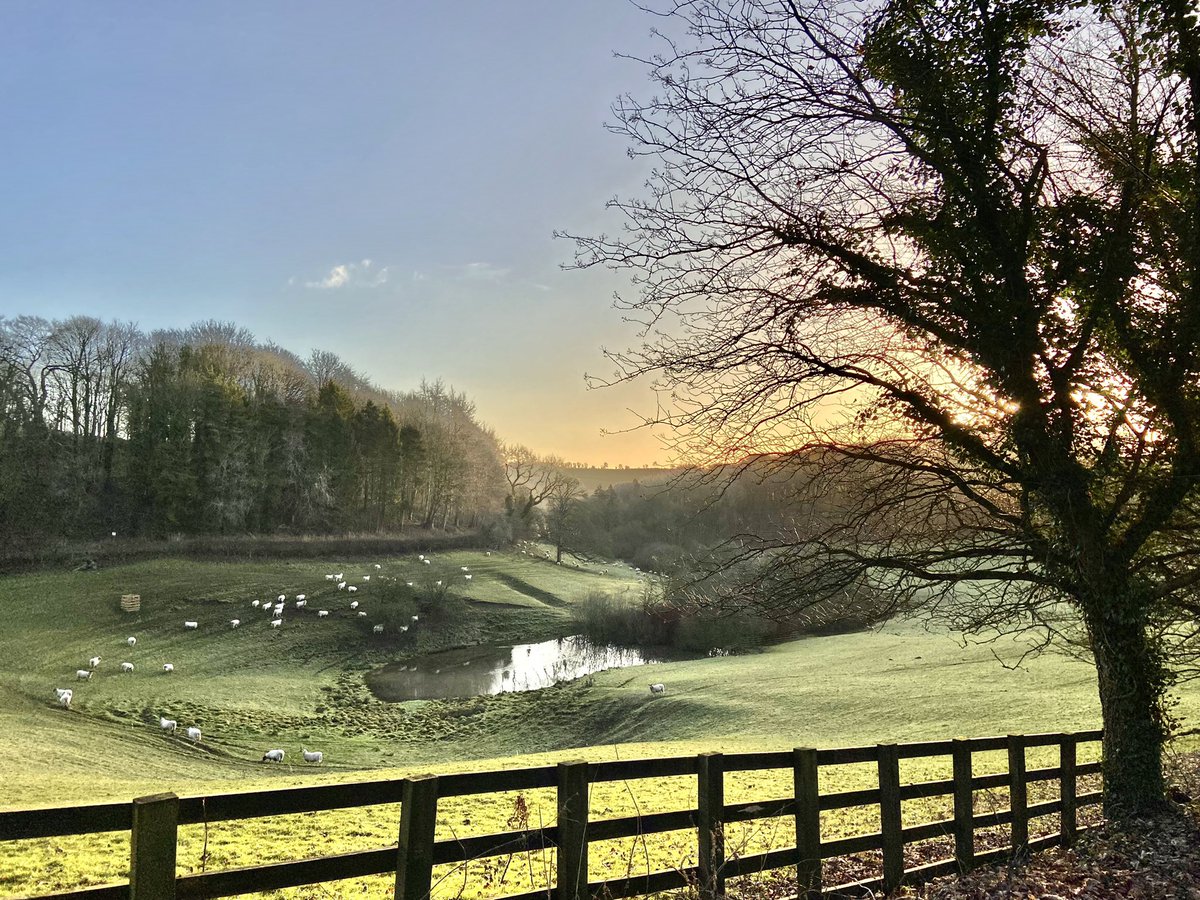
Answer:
1086;602;1167;818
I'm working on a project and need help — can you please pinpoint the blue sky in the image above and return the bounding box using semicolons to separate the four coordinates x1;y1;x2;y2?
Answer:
0;2;672;464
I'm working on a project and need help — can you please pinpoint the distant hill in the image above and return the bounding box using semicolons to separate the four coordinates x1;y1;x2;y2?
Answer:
568;467;681;493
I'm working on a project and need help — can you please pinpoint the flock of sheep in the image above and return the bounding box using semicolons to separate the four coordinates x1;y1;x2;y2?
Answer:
50;557;453;766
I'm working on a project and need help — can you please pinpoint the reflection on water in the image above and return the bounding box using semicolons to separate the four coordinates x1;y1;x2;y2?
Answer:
367;635;663;701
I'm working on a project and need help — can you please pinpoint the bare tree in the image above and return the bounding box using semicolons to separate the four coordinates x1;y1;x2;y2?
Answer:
568;0;1200;816
502;444;577;535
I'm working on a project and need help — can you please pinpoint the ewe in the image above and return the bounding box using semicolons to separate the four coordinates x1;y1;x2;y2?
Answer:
230;619;240;628
270;619;283;628
75;669;92;681
88;656;101;669
347;585;358;593
302;748;324;764
55;688;73;708
186;726;202;743
121;662;134;673
126;636;137;647
649;683;666;695
183;621;199;630
163;663;174;673
261;749;285;762
159;717;177;732
373;624;384;634
350;600;359;609
317;609;329;617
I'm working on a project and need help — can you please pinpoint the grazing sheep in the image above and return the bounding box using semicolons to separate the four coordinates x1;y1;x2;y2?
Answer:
126;636;137;647
163;663;174;673
56;689;73;708
230;619;241;628
75;669;92;680
297;594;306;601
461;566;469;572
317;609;329;617
302;748;324;764
270;619;283;628
121;662;134;673
350;600;359;609
362;575;371;582
411;614;419;621
334;572;344;580
186;726;202;743
374;564;382;569
337;581;347;591
485;551;492;556
357;611;367;617
88;656;101;669
400;625;409;632
422;559;431;565
649;683;666;695
418;554;424;560
184;621;199;630
261;749;285;763
373;624;384;634
326;574;335;581
406;581;414;587
159;717;177;732
465;574;472;580
295;600;306;609
252;599;261;607
277;594;286;602
347;585;358;593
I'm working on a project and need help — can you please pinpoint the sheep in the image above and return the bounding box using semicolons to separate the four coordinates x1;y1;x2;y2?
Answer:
121;662;134;673
56;689;73;708
411;614;419;621
418;554;424;560
297;593;306;601
347;585;358;593
160;717;177;732
261;749;285;762
325;574;335;581
186;726;202;743
350;600;359;609
317;609;329;617
461;566;469;572
184;621;199;630
163;663;174;673
400;625;409;632
357;611;367;617
334;572;344;580
295;600;307;609
362;575;371;582
465;574;472;580
88;656;101;669
55;687;72;700
373;624;384;634
485;551;492;556
374;564;382;569
302;748;324;764
406;581;414;587
126;636;137;647
75;669;92;680
277;594;286;602
422;559;431;565
228;619;240;629
270;619;283;628
649;683;666;695
337;581;347;591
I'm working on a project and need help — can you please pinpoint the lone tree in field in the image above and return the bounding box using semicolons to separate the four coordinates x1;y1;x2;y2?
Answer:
568;0;1200;816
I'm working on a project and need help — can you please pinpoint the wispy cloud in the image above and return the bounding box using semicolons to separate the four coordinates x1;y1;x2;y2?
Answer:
455;261;511;282
302;259;389;290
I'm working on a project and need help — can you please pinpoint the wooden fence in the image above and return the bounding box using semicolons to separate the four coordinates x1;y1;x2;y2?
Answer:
0;730;1103;900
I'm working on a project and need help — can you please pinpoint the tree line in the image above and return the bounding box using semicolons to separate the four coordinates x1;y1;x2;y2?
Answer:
0;315;505;551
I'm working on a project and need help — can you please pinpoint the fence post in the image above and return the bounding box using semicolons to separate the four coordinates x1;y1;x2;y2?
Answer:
793;747;822;900
557;760;590;900
952;738;974;873
1060;735;1078;848
396;775;439;900
129;792;178;900
877;744;903;892
697;752;725;900
1008;734;1028;859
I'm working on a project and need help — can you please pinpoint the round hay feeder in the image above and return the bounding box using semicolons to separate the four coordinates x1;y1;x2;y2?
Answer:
120;593;141;613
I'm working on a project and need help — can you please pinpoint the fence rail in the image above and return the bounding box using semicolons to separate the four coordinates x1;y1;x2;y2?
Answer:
1;729;1103;900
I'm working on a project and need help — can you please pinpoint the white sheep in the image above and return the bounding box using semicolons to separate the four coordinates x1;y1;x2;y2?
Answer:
302;748;323;764
252;599;261;607
88;656;101;669
277;594;286;602
373;624;384;634
325;574;335;581
334;572;344;580
418;554;424;560
184;621;199;630
412;614;419;622
406;581;414;587
485;551;492;556
270;619;283;628
357;611;367;617
350;600;359;609
317;610;329;617
362;575;370;582
56;689;73;708
163;663;174;673
262;749;285;762
461;566;469;572
374;564;382;569
649;683;666;695
337;581;347;591
186;726;202;743
160;717;177;732
230;619;241;628
347;585;358;593
297;594;306;601
465;574;472;580
436;580;442;586
75;669;92;680
121;662;134;673
422;559;431;565
295;600;307;608
400;625;409;632
126;636;137;647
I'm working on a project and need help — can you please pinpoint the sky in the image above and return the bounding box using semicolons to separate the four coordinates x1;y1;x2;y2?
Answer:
0;2;677;466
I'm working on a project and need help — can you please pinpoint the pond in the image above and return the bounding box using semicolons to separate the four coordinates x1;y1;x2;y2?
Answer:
366;634;667;701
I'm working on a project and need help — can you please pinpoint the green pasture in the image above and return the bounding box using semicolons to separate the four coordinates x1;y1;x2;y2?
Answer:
0;551;1194;897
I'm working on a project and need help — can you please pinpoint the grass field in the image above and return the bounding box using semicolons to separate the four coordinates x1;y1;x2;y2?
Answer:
1;550;1196;898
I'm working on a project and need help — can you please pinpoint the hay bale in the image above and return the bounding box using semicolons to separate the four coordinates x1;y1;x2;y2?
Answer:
120;594;141;613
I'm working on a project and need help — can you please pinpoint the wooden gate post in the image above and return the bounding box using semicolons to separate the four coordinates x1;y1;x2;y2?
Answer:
793;747;822;900
396;775;439;900
697;752;725;900
557;761;590;900
130;792;178;900
1060;735;1078;848
1008;735;1028;858
952;739;974;873
878;744;903;892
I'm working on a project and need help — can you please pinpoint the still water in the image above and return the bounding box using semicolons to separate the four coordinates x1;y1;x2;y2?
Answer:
367;635;663;701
